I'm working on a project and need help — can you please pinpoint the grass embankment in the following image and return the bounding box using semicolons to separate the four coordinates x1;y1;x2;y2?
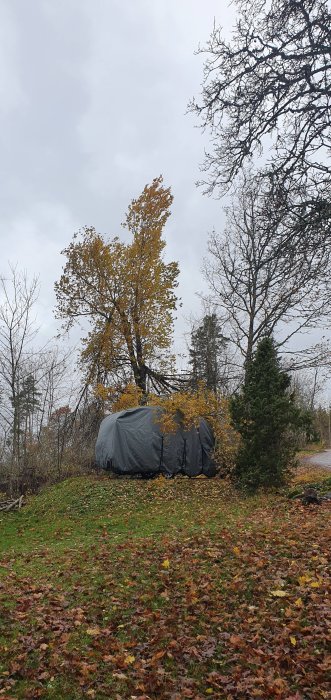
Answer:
0;471;330;700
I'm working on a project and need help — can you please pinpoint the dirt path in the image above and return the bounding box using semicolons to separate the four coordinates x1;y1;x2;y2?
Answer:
304;449;331;469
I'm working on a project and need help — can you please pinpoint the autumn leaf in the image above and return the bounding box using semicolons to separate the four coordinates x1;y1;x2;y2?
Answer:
0;465;330;700
271;590;288;597
161;558;170;569
86;627;101;636
124;654;135;665
151;650;166;663
229;634;245;648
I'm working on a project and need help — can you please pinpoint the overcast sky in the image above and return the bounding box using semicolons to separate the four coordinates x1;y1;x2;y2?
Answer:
0;0;236;357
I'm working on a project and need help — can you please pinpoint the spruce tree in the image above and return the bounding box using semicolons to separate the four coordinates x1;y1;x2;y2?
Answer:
230;336;300;490
189;314;227;393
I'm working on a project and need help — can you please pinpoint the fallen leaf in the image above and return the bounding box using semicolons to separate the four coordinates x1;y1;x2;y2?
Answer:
86;627;101;636
124;654;135;665
151;650;166;662
229;634;245;648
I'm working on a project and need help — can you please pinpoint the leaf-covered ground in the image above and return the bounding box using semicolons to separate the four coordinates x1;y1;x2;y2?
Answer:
0;473;330;700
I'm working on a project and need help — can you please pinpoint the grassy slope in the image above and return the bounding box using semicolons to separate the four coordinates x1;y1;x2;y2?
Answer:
0;473;330;700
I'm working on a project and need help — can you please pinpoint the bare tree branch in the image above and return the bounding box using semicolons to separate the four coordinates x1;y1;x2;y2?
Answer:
204;171;331;377
190;0;331;195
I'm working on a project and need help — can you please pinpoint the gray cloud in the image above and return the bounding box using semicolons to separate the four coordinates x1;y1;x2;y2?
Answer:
0;0;235;354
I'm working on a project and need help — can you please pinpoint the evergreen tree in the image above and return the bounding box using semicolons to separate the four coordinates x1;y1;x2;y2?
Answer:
16;374;41;419
230;337;301;490
189;314;227;393
11;373;41;453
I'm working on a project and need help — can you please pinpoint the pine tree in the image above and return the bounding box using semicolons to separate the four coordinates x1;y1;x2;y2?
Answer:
230;337;301;490
11;373;41;455
189;314;227;393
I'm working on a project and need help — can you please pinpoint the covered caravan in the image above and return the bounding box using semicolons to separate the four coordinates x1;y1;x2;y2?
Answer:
95;406;216;477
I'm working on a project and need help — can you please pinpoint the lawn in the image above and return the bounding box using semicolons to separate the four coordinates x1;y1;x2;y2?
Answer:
0;472;330;700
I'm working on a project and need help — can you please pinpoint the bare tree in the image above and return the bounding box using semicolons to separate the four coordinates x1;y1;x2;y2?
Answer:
291;368;323;411
34;345;73;438
190;0;331;194
204;174;331;377
0;268;39;486
0;268;73;492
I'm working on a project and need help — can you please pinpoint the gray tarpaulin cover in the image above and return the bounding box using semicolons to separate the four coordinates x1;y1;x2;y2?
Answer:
95;406;216;477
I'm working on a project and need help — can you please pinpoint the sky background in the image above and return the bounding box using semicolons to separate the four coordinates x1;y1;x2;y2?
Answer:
0;0;236;358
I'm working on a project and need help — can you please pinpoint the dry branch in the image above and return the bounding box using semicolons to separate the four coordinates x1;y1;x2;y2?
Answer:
0;495;24;512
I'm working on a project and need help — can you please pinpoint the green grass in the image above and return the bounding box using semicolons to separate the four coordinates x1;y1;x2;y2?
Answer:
0;476;259;558
0;474;330;700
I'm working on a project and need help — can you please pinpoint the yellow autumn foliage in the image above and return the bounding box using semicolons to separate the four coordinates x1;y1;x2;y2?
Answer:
55;176;179;395
150;385;238;473
110;383;144;412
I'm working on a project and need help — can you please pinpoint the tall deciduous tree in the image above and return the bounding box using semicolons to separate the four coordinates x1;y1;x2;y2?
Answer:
231;336;301;490
205;173;331;375
191;1;331;377
55;177;180;397
190;0;331;193
0;268;39;469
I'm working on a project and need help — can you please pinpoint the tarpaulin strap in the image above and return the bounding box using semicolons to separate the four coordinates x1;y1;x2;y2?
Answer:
198;428;204;468
182;438;187;467
159;436;164;468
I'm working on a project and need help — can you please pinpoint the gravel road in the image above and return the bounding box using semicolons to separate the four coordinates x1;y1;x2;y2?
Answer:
304;449;331;469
